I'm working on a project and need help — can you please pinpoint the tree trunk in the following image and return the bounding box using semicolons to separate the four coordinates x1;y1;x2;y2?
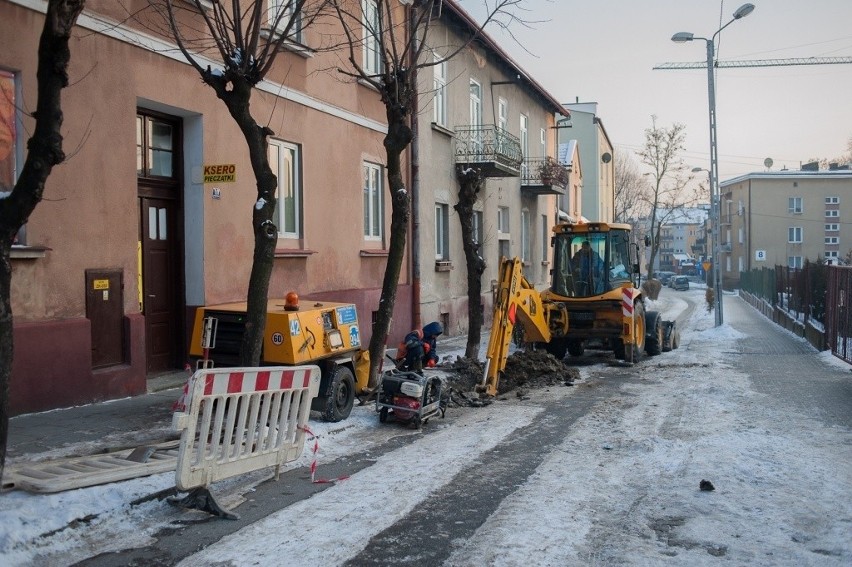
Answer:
454;168;486;360
0;0;85;479
205;75;279;367
366;91;412;388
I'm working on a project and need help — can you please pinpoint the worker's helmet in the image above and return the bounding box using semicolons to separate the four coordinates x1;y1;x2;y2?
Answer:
422;321;443;338
284;291;299;311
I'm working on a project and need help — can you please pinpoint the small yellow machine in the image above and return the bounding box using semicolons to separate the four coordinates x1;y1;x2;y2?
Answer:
482;221;667;396
188;295;370;421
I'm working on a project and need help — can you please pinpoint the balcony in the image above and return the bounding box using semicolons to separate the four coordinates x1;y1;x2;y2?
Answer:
454;125;522;178
521;157;568;196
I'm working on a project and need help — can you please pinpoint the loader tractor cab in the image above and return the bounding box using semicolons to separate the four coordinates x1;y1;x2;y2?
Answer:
552;225;636;298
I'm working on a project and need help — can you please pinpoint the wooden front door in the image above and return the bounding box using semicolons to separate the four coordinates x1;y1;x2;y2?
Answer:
140;197;179;372
137;111;184;373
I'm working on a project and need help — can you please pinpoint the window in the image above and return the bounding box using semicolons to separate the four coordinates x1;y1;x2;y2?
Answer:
541;214;549;263
472;210;483;245
788;226;802;243
826;196;839;205
826;223;839;232
497;206;510;235
826;251;839;259
498;98;507;133
470;79;482;153
1;70;20;243
788;256;803;269
362;0;381;75
363;162;383;239
826;209;839;218
521;210;530;262
825;236;839;245
433;57;447;126
738;256;744;272
435;203;449;260
726;256;731;272
788;197;802;214
268;0;302;42
738;227;744;244
137;114;175;178
269;139;300;238
540;128;546;159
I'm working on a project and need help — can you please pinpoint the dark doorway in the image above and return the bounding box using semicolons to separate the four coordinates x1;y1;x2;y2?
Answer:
137;110;185;373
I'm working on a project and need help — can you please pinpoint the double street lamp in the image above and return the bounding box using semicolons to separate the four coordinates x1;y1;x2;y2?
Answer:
672;3;755;326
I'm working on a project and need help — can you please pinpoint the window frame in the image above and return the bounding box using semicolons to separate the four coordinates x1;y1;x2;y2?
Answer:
825;223;839;232
788;196;803;214
825;236;839;245
435;203;449;260
825;196;839;205
788;256;803;269
1;69;22;244
363;161;384;240
826;209;839;218
497;206;510;236
268;138;301;239
268;0;303;43
472;210;483;245
433;56;447;126
787;226;802;243
520;209;530;262
362;0;381;76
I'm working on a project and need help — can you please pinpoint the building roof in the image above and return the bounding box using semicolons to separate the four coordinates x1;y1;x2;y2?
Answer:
443;1;569;117
721;169;852;188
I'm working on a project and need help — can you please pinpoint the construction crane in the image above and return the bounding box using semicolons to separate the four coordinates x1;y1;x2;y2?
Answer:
654;56;852;70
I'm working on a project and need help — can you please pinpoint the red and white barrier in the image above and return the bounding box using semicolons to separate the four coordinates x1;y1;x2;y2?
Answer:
172;366;321;492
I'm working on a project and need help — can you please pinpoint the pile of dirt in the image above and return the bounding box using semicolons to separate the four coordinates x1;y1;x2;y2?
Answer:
440;350;579;398
497;350;579;394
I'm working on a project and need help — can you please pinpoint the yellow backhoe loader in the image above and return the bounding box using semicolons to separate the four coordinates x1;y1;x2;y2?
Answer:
482;221;673;395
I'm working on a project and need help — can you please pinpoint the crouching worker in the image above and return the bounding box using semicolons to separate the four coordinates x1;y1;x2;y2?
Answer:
396;321;443;372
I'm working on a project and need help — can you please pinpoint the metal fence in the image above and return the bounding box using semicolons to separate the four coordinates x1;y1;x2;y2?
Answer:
740;261;827;327
826;266;852;364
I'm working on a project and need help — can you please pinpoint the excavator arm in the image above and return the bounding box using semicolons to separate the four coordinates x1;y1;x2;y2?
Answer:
481;257;554;396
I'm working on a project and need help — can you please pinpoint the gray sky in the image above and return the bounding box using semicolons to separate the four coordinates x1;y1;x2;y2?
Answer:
466;0;852;180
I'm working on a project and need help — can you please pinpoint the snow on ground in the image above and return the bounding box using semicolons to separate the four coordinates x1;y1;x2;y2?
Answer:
1;287;850;566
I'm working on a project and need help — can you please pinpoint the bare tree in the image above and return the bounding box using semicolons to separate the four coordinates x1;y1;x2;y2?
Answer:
638;116;696;274
0;0;85;479
158;0;329;366
330;0;520;384
613;150;649;223
455;168;486;359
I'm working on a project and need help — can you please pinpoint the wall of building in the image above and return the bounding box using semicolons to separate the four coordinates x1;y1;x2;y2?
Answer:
2;1;406;414
416;16;559;337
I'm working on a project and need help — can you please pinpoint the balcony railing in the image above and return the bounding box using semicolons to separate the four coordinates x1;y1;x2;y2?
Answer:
521;157;569;195
454;125;522;177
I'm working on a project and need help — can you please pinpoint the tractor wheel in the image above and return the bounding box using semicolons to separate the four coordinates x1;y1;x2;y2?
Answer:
567;339;585;357
322;365;355;422
645;311;663;356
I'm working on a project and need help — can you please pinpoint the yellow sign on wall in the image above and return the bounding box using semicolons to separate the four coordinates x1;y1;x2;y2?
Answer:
93;279;109;290
203;164;236;183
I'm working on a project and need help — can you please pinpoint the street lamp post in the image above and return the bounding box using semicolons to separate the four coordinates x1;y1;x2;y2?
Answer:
672;3;755;326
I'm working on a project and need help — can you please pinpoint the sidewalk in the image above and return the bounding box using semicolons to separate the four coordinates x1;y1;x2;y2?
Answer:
6;370;188;463
6;334;472;463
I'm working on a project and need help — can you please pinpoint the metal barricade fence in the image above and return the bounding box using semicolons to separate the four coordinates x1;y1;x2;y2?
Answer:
827;266;852;364
172;366;320;495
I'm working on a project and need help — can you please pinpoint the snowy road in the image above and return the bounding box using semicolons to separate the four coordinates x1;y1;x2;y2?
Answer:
2;287;850;566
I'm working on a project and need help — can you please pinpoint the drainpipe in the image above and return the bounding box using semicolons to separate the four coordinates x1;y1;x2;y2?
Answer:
408;3;422;330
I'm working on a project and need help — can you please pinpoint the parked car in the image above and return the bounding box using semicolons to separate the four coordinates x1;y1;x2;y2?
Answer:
672;276;690;291
654;271;676;286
